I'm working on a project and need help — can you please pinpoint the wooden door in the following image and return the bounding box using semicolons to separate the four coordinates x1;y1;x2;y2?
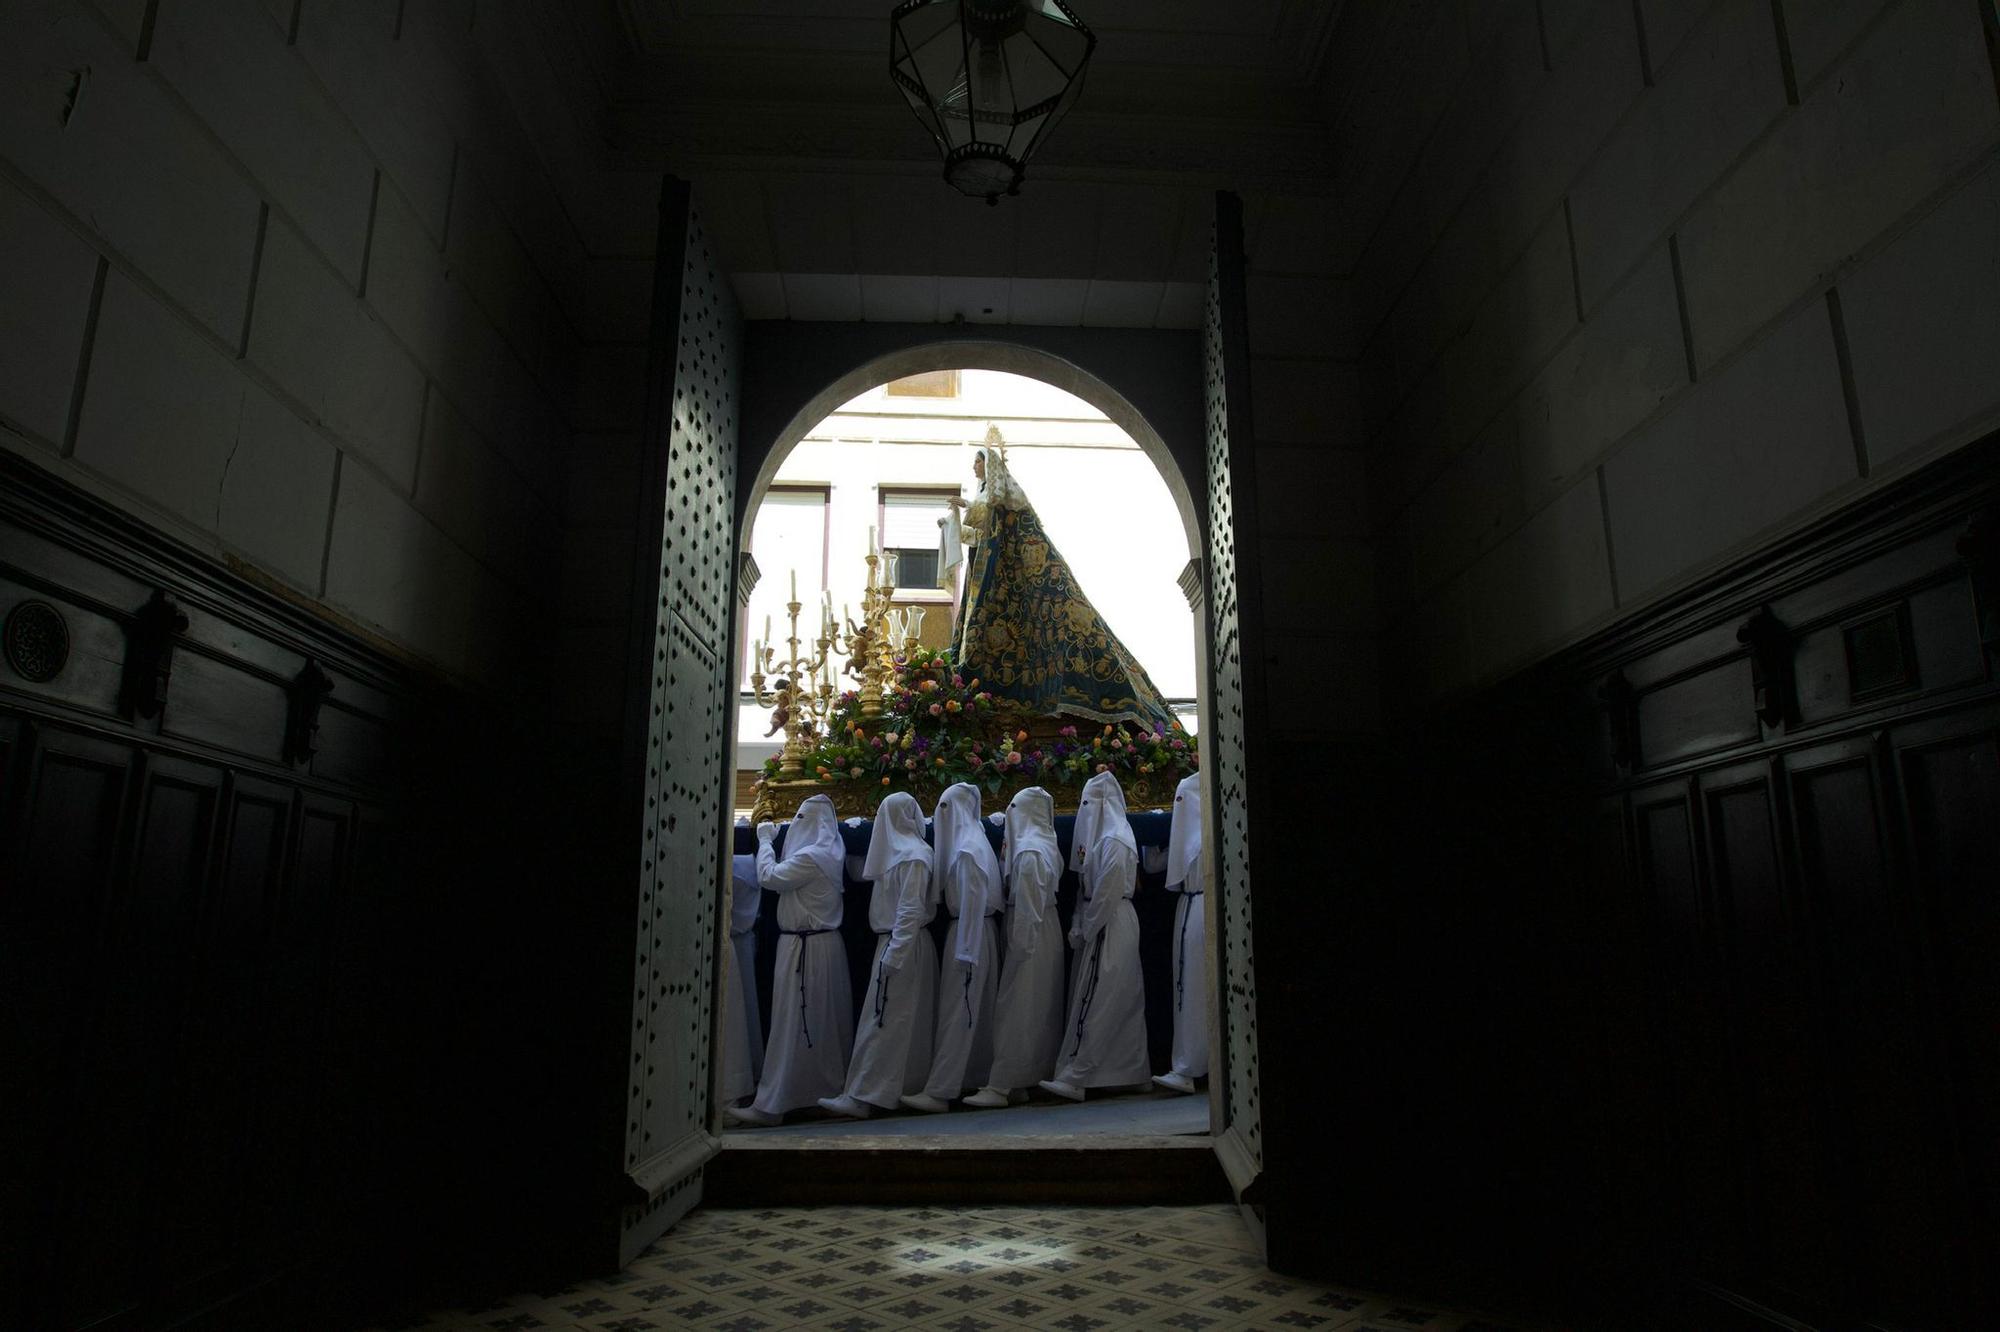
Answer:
614;178;742;1263
1201;192;1266;1196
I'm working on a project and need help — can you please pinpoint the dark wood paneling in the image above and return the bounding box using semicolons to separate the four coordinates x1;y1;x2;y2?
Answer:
1785;740;1959;1322
1898;722;2000;1231
160;649;288;761
1638;658;1758;766
1348;435;2000;1330
0;448;595;1331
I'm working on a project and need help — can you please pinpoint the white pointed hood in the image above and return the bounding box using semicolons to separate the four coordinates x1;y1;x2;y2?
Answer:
861;790;932;884
1070;770;1137;875
1001;785;1061;887
780;793;846;889
934;782;1001;963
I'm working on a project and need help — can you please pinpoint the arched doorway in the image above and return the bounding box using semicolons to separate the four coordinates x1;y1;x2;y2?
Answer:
711;340;1233;1193
727;361;1208;1139
612;184;1265;1260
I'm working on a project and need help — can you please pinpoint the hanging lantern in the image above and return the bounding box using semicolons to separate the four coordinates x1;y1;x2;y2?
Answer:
889;0;1097;204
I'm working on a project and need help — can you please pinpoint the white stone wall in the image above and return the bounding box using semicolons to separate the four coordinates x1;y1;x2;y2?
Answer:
1302;0;2000;699
0;0;656;693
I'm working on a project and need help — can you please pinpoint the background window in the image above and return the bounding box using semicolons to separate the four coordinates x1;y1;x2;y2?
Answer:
883;370;960;398
745;486;829;686
880;489;955;592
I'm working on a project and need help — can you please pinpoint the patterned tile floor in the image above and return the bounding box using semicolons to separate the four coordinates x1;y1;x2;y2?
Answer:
370;1204;1543;1332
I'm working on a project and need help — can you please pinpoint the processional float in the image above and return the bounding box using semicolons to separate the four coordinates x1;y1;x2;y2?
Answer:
747;540;1196;822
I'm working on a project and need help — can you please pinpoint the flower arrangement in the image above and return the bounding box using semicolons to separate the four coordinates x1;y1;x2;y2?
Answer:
760;646;1196;806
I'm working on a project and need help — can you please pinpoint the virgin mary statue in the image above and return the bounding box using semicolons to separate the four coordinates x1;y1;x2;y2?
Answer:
939;428;1178;731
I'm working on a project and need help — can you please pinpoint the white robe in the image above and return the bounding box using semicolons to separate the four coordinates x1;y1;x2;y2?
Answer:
721;858;765;1101
985;849;1066;1090
842;861;939;1108
1166;890;1209;1079
1165;779;1209;1079
1051;840;1149;1089
750;842;852;1115
921;856;1002;1099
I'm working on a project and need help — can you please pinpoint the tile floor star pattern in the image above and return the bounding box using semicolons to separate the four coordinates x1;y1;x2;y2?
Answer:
366;1204;1547;1332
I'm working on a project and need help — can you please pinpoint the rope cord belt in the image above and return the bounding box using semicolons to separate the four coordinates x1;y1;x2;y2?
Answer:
872;930;893;1028
1175;894;1192;1012
781;927;834;1047
945;912;992;1029
1068;923;1107;1061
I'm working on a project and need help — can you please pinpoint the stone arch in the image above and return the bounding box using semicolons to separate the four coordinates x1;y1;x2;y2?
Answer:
741;337;1203;556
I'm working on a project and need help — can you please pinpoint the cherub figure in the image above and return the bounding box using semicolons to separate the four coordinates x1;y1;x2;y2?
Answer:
764;680;793;738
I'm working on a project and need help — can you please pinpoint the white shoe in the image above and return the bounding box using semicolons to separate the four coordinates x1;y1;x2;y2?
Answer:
816;1094;871;1119
1037;1079;1085;1102
962;1087;1011;1109
899;1092;951;1113
725;1104;781;1127
1152;1072;1197;1095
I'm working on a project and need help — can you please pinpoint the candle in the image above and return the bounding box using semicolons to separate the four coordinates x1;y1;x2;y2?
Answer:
790;567;797;601
764;614;771;645
751;638;761;669
866;524;876;557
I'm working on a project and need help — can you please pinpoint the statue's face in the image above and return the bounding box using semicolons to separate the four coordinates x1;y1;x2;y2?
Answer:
973;451;986;481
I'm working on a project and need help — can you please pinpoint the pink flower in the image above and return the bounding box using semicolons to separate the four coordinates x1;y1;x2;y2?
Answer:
1006;751;1022;766
952;675;964;687
905;758;918;770
928;702;943;716
1110;740;1123;750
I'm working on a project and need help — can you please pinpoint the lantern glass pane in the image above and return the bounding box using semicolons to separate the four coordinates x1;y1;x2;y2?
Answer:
905;16;967;105
1022;8;1090;75
1001;34;1067;107
1004;109;1049;160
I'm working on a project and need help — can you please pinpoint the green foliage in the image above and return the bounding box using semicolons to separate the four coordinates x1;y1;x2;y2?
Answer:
757;647;1197;805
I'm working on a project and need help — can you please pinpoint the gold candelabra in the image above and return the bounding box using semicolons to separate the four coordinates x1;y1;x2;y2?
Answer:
749;596;837;779
843;552;896;720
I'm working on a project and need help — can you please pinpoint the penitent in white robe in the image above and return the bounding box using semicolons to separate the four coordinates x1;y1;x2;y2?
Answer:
842;861;939;1108
1051;838;1149;1089
721;855;765;1103
985;849;1066;1091
919;785;1004;1101
1164;775;1209;1080
750;841;853;1115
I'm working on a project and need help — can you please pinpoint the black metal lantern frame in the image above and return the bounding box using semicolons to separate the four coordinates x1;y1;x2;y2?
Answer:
890;0;1096;203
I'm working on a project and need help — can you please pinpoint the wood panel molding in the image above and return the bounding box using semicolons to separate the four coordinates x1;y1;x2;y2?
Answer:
1367;429;2000;1329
